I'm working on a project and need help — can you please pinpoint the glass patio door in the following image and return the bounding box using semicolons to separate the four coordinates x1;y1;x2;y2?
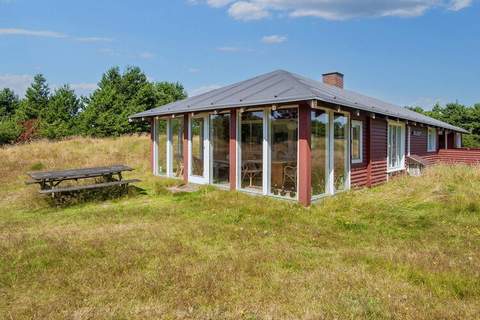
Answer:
311;109;350;199
311;110;329;197
210;113;230;185
239;110;264;192
189;114;210;184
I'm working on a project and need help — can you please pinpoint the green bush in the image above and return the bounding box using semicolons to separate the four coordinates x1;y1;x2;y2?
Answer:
0;117;21;145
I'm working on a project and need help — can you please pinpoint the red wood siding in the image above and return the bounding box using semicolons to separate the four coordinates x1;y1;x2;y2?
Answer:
351;114;368;188
408;125;439;160
350;117;387;187
370;119;388;186
430;149;480;165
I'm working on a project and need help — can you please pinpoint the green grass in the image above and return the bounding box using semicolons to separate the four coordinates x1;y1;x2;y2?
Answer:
0;136;479;319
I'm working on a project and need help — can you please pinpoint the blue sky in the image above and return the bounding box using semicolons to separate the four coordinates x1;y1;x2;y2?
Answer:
0;0;478;108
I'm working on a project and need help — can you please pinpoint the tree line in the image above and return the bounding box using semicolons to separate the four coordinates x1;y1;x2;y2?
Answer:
408;103;480;147
1;67;479;148
0;66;186;144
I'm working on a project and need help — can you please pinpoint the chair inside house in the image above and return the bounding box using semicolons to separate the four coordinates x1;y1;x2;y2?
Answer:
175;156;184;177
192;156;204;176
270;147;297;196
241;160;262;188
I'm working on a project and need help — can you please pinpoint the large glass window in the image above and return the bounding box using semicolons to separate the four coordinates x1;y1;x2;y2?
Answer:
157;119;167;175
191;118;205;177
334;113;348;191
240;111;263;190
388;123;405;171
427;127;436;152
351;120;363;164
270;108;298;198
210;113;230;184
171;118;184;177
311;110;329;196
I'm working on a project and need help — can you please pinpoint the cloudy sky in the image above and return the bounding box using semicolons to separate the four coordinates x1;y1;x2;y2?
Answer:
0;0;478;107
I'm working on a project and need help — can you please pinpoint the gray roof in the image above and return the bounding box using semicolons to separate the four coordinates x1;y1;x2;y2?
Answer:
131;70;467;133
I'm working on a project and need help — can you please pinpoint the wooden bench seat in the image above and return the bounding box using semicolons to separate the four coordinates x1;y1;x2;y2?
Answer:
39;179;141;194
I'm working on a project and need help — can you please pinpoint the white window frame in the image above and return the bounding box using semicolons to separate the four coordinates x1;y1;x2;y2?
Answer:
153;117;170;177
387;121;406;173
268;105;299;200
188;113;210;184
351;120;363;164
236;108;267;195
427;127;437;152
311;106;351;199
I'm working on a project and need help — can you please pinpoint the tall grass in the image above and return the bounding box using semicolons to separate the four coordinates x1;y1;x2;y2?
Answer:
0;136;479;319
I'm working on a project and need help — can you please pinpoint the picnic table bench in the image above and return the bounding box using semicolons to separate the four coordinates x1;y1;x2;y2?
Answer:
26;165;140;197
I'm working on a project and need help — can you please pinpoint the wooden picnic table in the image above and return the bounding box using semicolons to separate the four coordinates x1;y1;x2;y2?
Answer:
26;165;140;197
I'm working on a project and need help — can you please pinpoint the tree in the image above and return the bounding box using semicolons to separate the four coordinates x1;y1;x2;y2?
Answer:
18;74;50;120
406;106;426;114
408;102;480;148
39;85;81;139
0;117;21;144
154;82;187;106
0;88;20;118
79;66;186;137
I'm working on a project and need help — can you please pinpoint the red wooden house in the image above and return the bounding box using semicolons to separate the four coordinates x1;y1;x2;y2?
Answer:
131;70;470;206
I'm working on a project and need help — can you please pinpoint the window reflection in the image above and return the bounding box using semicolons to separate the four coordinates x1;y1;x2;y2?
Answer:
240;111;263;190
334;113;348;191
171;118;184;177
157;119;167;175
311;110;328;196
210;114;230;184
191;118;204;176
270;108;298;198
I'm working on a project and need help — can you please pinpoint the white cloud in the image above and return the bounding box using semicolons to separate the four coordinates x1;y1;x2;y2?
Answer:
0;74;33;96
0;27;113;43
70;83;98;96
0;28;66;38
188;68;201;73
449;0;472;11
216;46;255;52
216;46;242;52
228;1;269;20
139;51;155;59
207;0;233;7
261;34;287;44
189;84;222;96
98;48;119;56
199;0;473;21
74;37;113;42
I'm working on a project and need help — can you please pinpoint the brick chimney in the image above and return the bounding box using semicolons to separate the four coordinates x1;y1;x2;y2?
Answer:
322;72;344;89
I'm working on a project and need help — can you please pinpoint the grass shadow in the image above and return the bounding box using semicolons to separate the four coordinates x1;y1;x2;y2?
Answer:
46;185;143;207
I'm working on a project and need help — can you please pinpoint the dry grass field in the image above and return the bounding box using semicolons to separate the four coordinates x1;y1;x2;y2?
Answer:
0;135;479;319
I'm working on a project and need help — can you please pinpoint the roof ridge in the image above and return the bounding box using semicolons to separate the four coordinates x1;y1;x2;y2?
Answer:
280;70;319;98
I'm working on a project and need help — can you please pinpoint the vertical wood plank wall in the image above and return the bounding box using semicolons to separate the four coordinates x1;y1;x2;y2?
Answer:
350;113;368;188
298;104;312;206
350;115;388;188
